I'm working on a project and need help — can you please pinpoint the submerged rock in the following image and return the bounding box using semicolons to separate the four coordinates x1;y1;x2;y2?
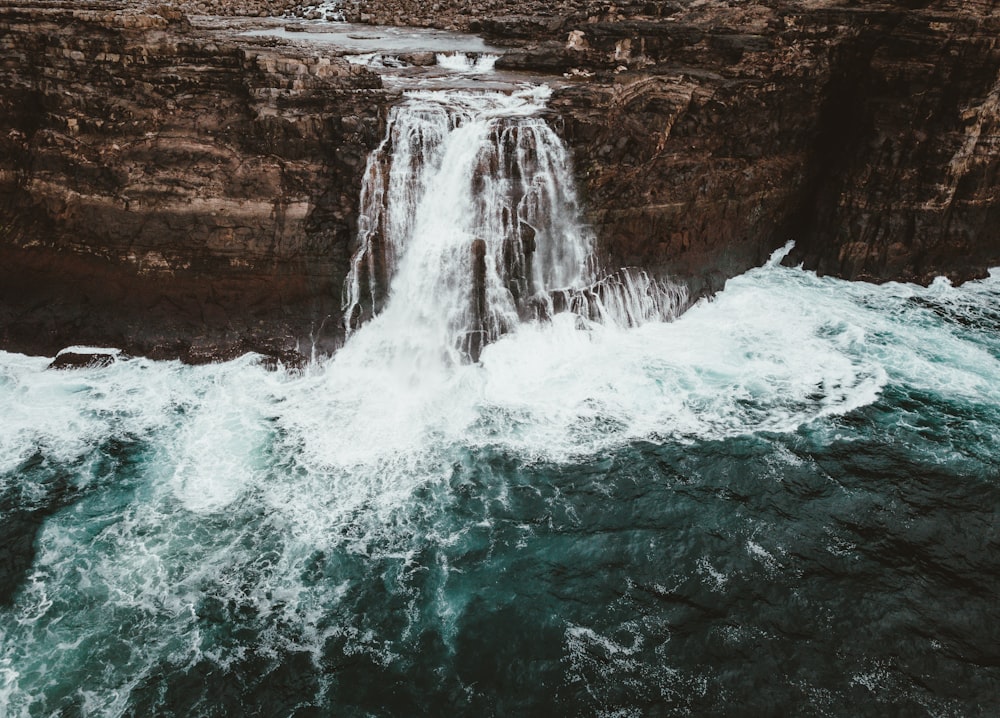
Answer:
48;349;121;370
0;456;80;606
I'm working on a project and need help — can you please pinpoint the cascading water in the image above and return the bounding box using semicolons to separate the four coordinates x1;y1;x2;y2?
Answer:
342;87;685;362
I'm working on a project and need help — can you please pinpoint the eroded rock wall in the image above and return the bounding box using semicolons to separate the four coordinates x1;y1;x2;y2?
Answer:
1;1;998;362
0;1;390;362
335;0;1000;289
537;2;1000;289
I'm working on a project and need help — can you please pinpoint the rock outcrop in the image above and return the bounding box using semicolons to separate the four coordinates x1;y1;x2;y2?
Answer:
1;0;998;363
0;1;390;362
539;1;1000;288
331;0;1000;289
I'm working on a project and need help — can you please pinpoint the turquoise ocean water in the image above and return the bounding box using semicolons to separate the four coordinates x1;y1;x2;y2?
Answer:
1;257;998;716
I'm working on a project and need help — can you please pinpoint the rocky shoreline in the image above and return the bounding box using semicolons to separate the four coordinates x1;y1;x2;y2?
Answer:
1;1;998;364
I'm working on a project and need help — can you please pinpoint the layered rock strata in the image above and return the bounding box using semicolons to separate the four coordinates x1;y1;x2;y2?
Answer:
538;1;1000;287
0;2;389;363
1;0;998;363
331;0;1000;288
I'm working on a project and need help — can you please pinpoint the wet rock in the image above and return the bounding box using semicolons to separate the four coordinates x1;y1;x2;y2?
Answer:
256;348;307;372
1;0;998;366
494;44;578;73
466;238;488;363
398;51;436;66
48;349;121;370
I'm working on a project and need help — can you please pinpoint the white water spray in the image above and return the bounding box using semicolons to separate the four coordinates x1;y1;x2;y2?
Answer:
342;87;686;362
435;52;499;73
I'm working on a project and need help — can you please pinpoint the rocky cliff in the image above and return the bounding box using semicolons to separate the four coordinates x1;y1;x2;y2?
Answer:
0;1;389;363
333;0;1000;287
1;0;998;363
537;1;1000;289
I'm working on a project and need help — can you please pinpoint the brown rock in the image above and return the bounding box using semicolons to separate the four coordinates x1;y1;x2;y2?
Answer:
48;349;120;370
0;2;391;363
548;2;1000;291
2;0;999;365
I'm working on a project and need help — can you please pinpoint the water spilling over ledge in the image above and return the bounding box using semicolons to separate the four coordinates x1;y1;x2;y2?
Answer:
3;3;997;364
342;86;686;362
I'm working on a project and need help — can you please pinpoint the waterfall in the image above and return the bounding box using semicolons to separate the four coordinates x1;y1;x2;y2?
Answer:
342;86;685;362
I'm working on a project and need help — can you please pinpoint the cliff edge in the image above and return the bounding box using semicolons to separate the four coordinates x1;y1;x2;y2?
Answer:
0;1;389;363
1;0;998;363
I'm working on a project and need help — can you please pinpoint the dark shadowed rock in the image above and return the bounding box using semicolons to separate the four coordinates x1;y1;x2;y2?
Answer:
48;349;121;370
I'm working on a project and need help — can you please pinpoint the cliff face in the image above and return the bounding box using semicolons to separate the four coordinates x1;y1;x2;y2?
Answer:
783;5;1000;283
531;1;1000;291
1;1;998;362
333;0;1000;288
0;2;389;363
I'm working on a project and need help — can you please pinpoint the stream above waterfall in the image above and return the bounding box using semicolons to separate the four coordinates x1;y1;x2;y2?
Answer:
231;17;573;90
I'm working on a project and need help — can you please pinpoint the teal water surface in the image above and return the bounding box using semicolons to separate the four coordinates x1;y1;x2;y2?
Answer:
1;261;998;716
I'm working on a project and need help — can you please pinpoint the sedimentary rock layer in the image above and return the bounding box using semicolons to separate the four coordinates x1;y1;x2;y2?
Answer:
1;1;998;362
540;1;1000;288
327;0;1000;288
0;2;389;362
